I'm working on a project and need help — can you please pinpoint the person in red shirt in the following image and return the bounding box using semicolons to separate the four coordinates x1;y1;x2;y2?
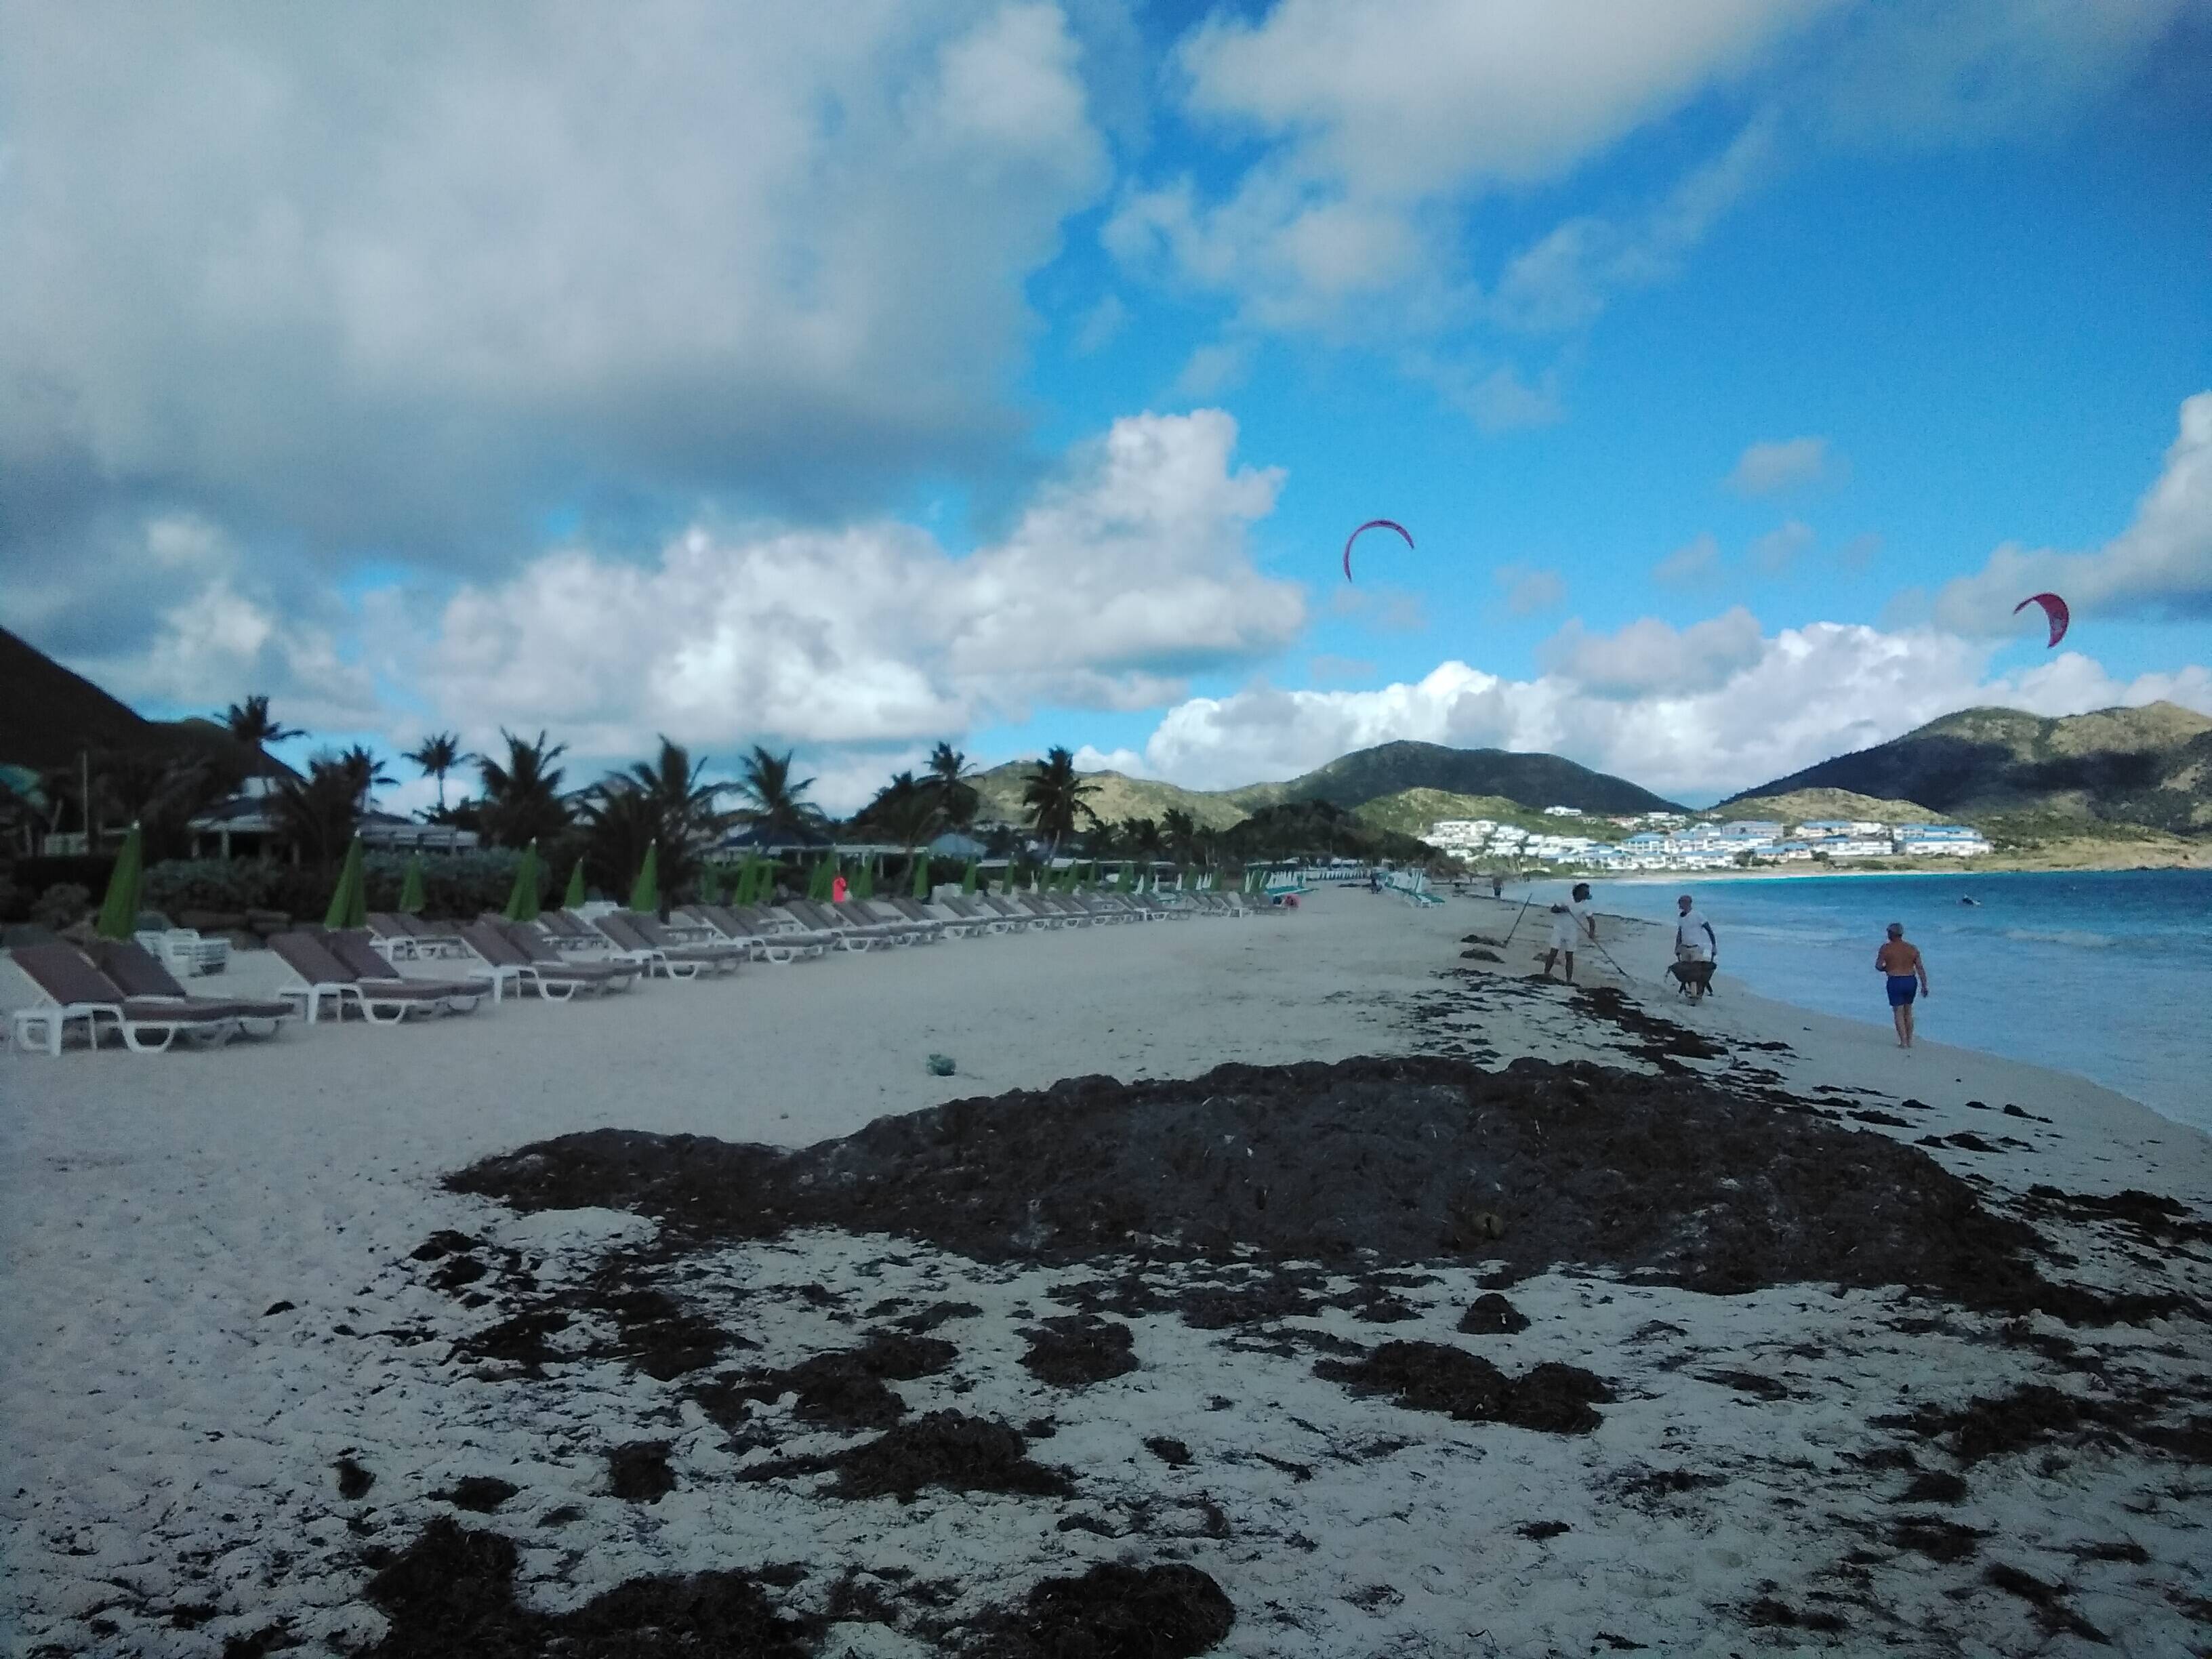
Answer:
1875;922;1930;1048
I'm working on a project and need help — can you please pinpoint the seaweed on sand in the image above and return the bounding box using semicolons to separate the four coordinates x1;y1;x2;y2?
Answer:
451;1054;2159;1322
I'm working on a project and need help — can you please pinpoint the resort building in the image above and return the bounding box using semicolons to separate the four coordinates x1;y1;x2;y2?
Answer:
1893;823;1992;856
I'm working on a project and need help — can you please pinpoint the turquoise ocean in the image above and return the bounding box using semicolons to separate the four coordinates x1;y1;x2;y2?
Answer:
1563;869;2211;1136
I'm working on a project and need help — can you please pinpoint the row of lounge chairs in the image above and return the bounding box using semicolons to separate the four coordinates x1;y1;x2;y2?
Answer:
3;885;1259;1053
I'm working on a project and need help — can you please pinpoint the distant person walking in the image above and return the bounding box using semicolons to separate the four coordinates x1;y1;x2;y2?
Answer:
1491;873;1504;900
1542;882;1595;984
1674;893;1717;1002
1876;922;1930;1048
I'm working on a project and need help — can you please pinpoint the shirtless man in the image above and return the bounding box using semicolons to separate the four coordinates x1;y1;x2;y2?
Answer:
1875;922;1931;1048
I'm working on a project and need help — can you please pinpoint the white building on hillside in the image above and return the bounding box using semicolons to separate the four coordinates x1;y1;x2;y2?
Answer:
1895;823;1990;856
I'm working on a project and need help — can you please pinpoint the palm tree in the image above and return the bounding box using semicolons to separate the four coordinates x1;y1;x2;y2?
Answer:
1162;808;1198;862
1021;746;1098;861
220;693;304;782
477;730;571;849
577;783;663;903
863;769;945;882
220;694;304;747
94;750;223;862
924;741;981;828
334;744;394;815
275;757;361;869
731;746;822;842
594;737;728;899
403;733;471;812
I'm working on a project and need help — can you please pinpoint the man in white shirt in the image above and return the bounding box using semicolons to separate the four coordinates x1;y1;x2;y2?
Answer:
1674;893;1717;1002
1541;882;1595;983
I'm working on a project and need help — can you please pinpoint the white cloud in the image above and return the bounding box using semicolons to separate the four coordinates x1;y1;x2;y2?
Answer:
1490;117;1781;333
1727;436;1840;495
1135;611;2212;802
0;1;1111;606
1750;518;1816;573
1496;565;1568;616
1536;608;1766;699
1654;532;1723;588
1933;390;2212;632
382;411;1303;781
1172;341;1253;399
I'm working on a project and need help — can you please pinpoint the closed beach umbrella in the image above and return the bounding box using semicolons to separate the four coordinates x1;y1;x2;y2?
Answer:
563;861;587;910
961;859;979;895
855;857;874;901
503;839;542;922
629;844;660;914
323;835;367;929
912;853;931;901
95;822;145;941
397;853;427;916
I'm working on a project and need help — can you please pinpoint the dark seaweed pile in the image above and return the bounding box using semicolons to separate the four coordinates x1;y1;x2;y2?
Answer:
453;1053;2123;1317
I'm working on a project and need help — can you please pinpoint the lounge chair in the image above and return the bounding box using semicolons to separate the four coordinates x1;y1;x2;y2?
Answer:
617;910;747;972
492;921;643;991
680;905;825;964
368;913;471;962
776;899;894;951
586;912;722;979
540;909;619;954
266;933;480;1024
933;895;1012;935
5;943;244;1054
895;895;989;938
853;898;943;943
726;905;840;956
457;922;636;999
321;928;501;1006
133;911;231;977
977;893;1054;930
84;939;295;1040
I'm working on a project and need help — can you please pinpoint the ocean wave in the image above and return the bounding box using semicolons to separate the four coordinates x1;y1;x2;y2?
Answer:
2001;927;2118;949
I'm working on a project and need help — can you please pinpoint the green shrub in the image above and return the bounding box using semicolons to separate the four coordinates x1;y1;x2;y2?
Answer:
30;882;91;930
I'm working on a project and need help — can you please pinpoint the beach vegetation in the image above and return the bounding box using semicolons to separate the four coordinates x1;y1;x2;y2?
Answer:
925;742;981;828
476;730;572;848
218;693;303;752
333;743;394;815
28;880;90;930
1021;747;1099;859
579;737;728;905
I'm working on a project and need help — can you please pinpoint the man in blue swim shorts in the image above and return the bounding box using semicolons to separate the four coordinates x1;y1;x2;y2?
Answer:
1874;922;1930;1049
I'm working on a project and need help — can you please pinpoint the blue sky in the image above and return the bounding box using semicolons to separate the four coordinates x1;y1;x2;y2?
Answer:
3;1;2207;809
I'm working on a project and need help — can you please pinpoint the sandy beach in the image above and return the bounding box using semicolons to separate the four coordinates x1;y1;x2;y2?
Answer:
4;890;2209;1657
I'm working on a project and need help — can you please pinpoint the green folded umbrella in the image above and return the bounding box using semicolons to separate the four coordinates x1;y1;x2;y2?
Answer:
912;853;931;901
323;835;367;929
397;853;427;916
960;859;979;895
855;857;874;901
503;839;542;922
628;843;659;915
564;860;588;909
95;822;145;941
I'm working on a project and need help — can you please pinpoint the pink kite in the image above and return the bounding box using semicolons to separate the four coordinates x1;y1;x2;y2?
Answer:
2013;592;2070;649
1343;518;1414;581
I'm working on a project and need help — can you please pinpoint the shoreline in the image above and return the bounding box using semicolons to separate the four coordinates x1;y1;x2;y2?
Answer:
5;892;2208;1656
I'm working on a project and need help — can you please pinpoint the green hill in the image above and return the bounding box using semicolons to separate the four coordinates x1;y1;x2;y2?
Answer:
1351;787;1623;840
0;625;278;782
1225;740;1681;817
969;763;1245;832
1721;703;2212;839
1713;787;1951;827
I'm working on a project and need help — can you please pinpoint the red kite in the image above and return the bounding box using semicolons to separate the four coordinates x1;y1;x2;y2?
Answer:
2013;592;2069;649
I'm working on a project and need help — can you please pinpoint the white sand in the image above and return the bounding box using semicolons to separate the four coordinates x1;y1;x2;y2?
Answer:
3;892;2207;1656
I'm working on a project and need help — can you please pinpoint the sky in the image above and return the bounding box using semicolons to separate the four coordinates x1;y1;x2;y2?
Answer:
3;0;2209;813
